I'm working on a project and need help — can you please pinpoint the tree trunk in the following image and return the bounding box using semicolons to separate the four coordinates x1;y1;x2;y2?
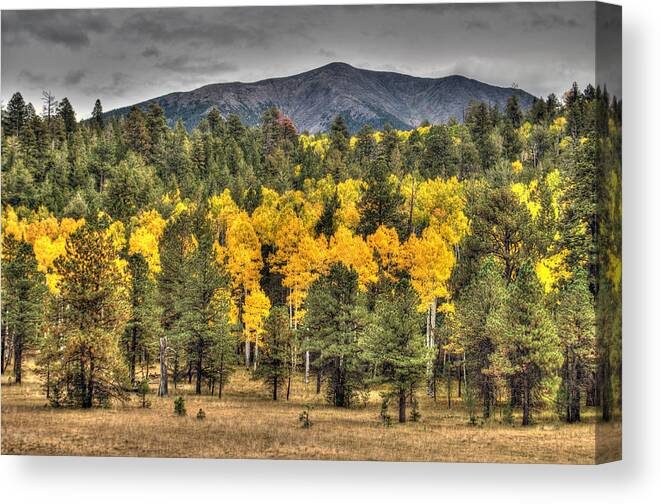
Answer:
129;326;137;385
244;341;250;369
427;298;437;395
398;387;406;423
316;366;322;394
218;355;225;399
13;334;23;385
273;375;278;401
522;374;530;426
305;349;310;385
195;354;203;395
158;337;168;397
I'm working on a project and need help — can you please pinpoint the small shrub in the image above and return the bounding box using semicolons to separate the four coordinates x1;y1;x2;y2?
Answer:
299;404;312;428
379;393;392;427
174;396;186;416
196;408;206;420
138;379;151;409
503;402;513;425
464;385;477;426
410;395;421;422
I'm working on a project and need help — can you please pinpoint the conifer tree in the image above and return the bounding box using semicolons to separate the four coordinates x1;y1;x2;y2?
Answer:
44;225;130;407
454;257;506;418
357;159;404;237
556;269;595;422
304;263;368;407
362;279;426;423
491;261;562;425
1;236;46;384
91;99;104;131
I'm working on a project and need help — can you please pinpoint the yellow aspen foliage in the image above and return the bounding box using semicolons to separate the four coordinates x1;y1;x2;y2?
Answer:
535;248;572;295
243;288;271;347
550;116;567;135
404;176;469;245
224;211;263;293
1;206;26;240
280;234;330;326
299;134;330;158
208;189;240;238
367;225;401;281
129;209;166;275
511;180;542;220
400;227;455;311
328;226;378;290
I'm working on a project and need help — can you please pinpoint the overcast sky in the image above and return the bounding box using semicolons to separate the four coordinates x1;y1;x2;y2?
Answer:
2;3;612;118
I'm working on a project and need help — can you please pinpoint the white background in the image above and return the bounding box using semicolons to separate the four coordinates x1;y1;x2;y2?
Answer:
1;1;658;502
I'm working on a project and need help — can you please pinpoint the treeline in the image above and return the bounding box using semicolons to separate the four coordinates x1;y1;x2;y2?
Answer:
1;83;621;426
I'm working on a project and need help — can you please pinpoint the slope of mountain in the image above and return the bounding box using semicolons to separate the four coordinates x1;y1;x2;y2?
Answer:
105;62;535;133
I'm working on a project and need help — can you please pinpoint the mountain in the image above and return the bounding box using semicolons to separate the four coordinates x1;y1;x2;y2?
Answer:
105;62;535;133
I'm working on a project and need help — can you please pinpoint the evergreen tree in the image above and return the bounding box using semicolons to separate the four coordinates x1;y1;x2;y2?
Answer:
357;159;404;237
254;306;294;400
43;226;130;407
304;263;368;407
91;99;104;131
454;258;506;418
56;97;77;135
2;92;27;138
362;280;426;423
1;236;46;383
556;270;595;422
492;261;562;425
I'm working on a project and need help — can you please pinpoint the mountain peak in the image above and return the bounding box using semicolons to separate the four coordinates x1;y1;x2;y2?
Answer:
106;63;535;133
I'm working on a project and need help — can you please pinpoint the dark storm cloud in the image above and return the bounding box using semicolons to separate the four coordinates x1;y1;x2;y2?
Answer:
18;70;47;86
117;9;270;48
64;70;86;86
1;3;605;118
1;10;112;50
155;56;237;76
142;47;160;58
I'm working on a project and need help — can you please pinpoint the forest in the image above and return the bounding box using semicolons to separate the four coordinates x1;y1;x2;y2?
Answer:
1;83;621;459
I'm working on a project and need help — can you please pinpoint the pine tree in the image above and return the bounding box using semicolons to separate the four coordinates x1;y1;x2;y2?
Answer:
454;258;506;418
2;92;27;138
91;99;104;131
43;225;130;407
56;97;77;135
357;159;404;237
174;208;233;395
304;263;368;407
492;261;562;425
556;269;595;422
362;280;426;423
254;306;294;400
1;236;46;384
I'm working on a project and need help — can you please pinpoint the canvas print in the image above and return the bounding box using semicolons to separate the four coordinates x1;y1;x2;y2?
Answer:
0;2;621;463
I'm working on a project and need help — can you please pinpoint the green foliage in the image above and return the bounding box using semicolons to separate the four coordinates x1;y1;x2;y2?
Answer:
304;263;368;408
174;396;186;416
379;393;392;427
137;379;151;408
299;404;312;429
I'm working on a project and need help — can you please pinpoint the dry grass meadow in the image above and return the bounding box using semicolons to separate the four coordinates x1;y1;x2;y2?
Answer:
1;361;620;464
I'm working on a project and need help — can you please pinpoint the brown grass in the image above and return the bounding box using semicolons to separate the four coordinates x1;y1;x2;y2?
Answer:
1;362;618;464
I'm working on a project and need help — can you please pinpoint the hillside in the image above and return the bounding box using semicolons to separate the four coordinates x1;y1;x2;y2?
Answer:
105;62;535;133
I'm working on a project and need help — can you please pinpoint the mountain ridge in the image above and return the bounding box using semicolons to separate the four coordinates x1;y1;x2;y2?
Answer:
105;62;536;133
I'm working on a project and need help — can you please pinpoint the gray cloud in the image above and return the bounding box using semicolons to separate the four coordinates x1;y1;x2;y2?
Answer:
64;70;86;86
2;3;609;117
2;10;112;50
155;56;237;76
18;70;47;86
141;47;160;58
